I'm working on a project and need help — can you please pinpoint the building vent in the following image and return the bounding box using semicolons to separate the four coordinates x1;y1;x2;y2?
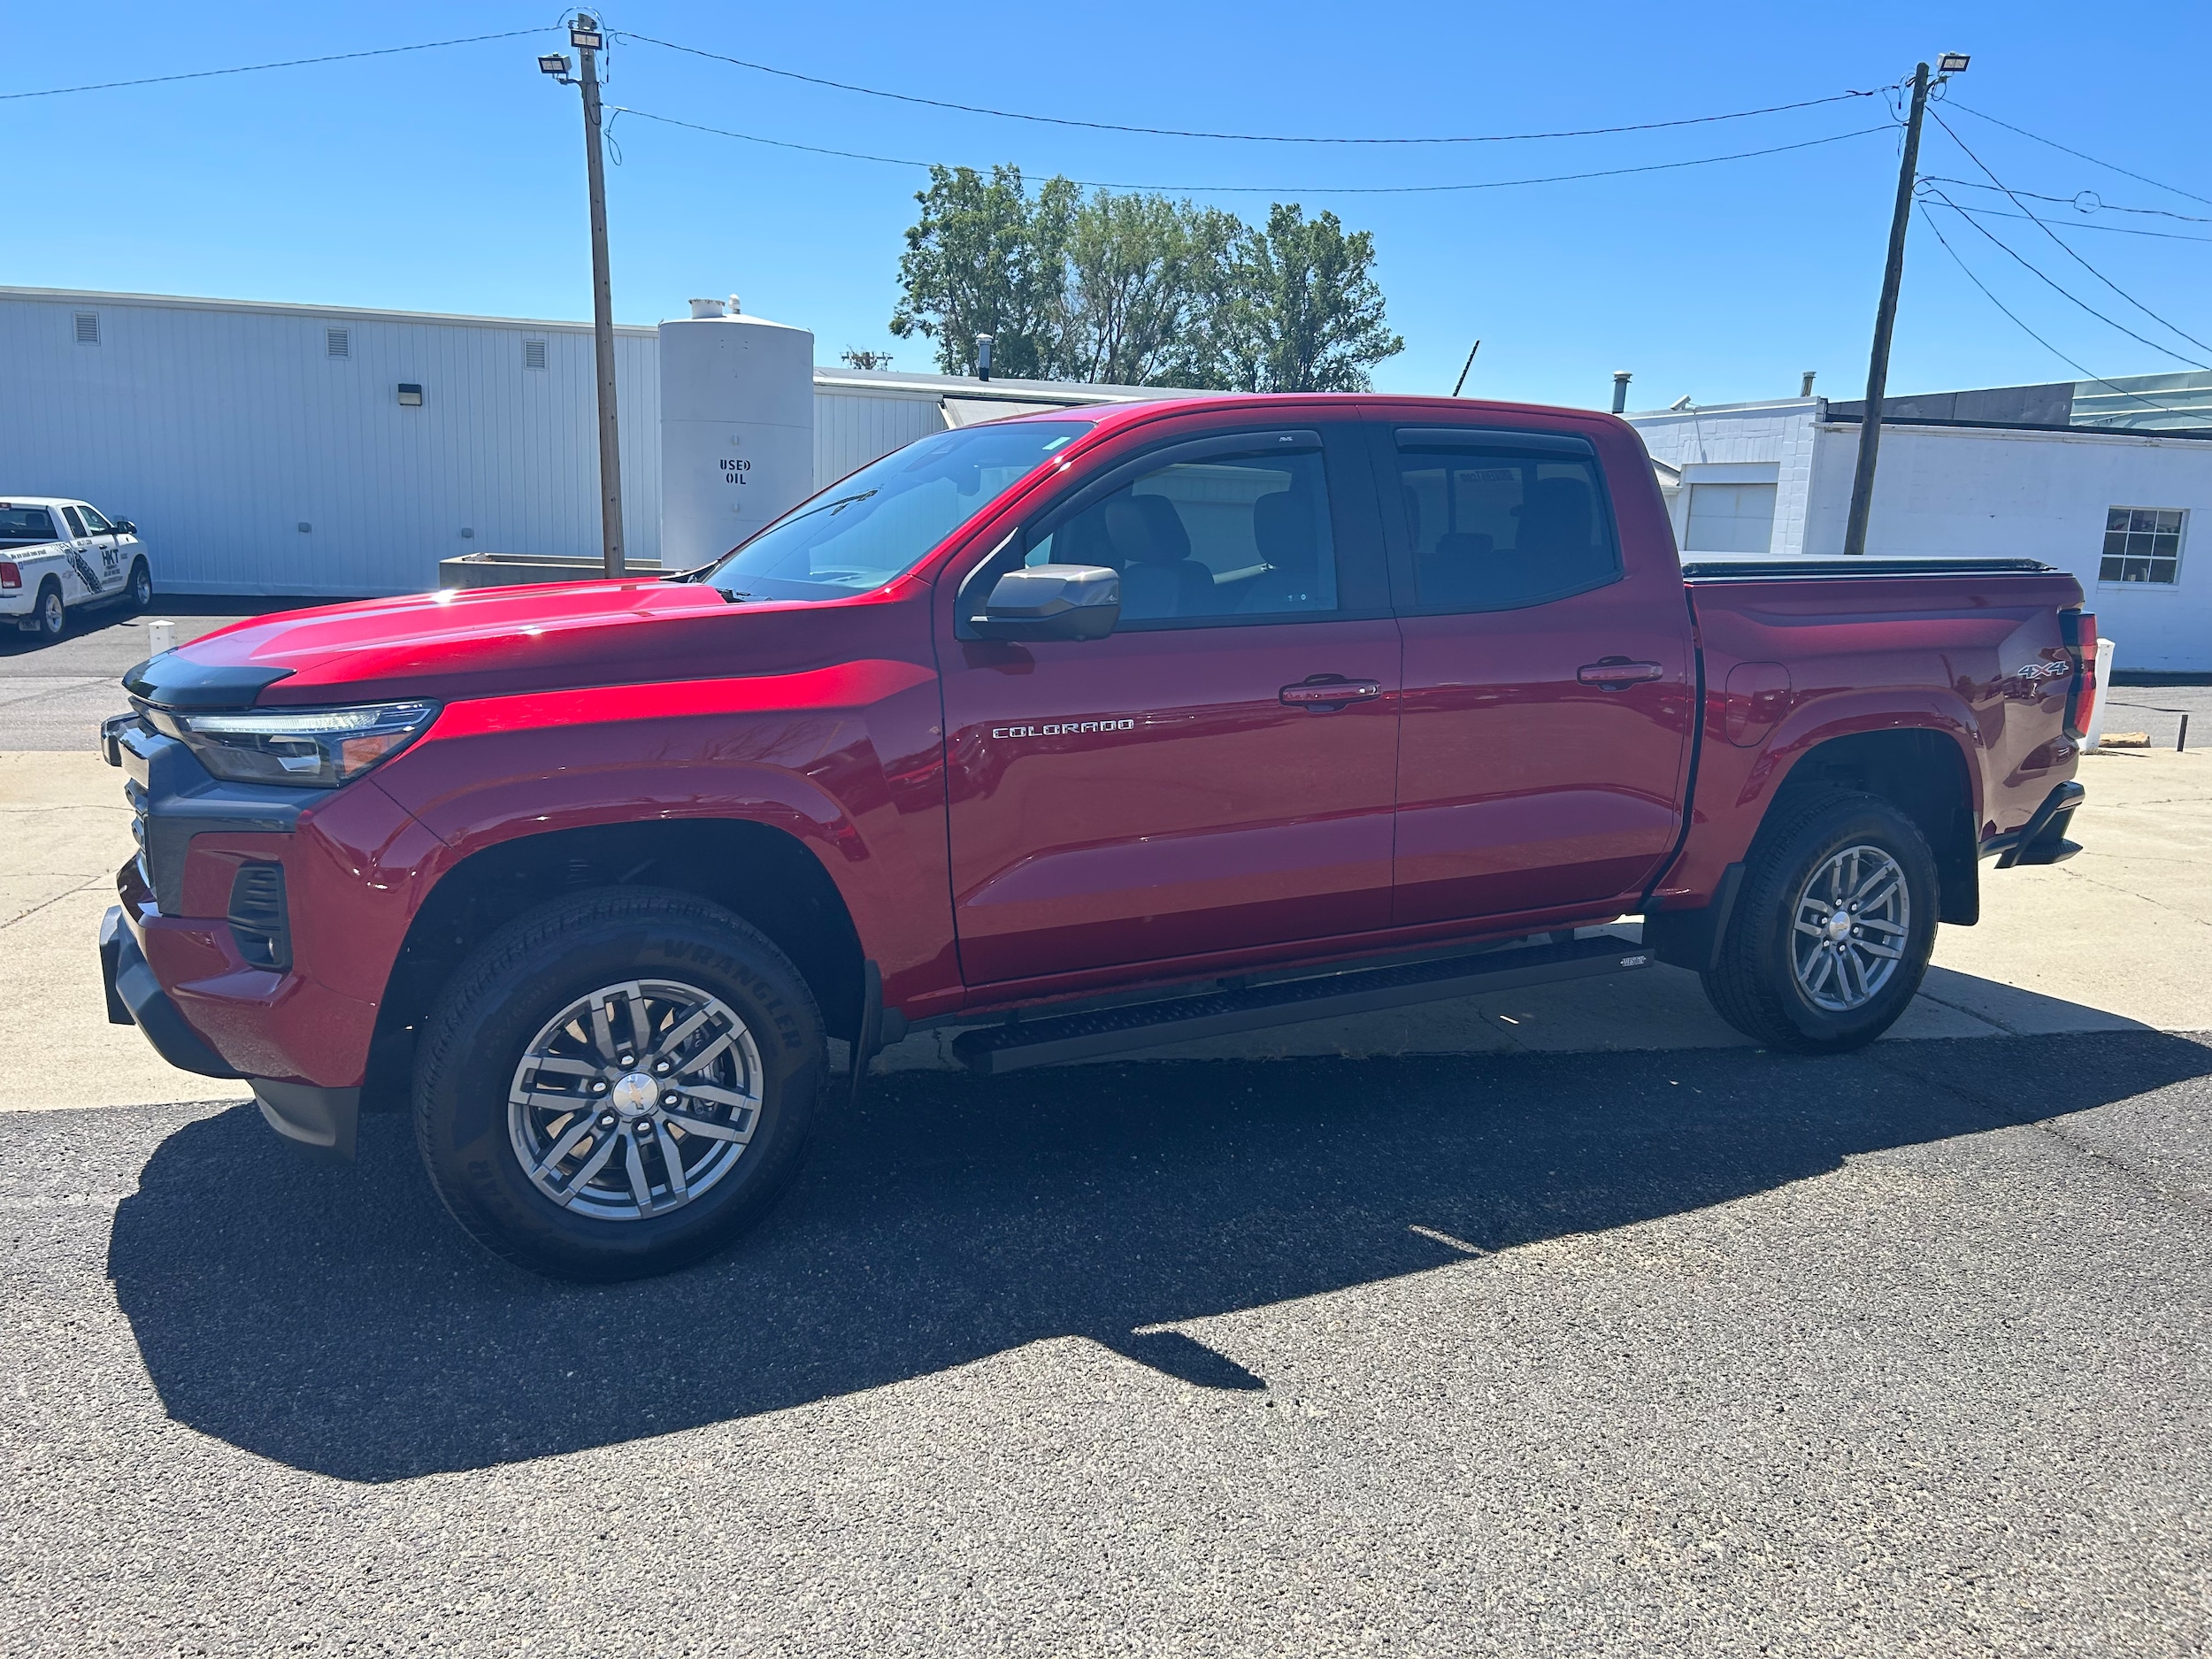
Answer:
326;327;350;358
74;311;99;345
525;339;548;370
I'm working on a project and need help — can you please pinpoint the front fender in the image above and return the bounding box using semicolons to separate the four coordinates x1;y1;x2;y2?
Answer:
370;661;958;1011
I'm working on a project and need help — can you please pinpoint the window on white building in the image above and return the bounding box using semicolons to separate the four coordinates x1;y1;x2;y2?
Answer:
2101;506;2184;585
1684;482;1776;554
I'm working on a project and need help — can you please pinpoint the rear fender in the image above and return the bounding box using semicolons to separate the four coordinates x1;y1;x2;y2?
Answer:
1653;685;1984;915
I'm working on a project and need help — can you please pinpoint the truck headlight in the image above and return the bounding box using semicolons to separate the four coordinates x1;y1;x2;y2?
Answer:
179;702;439;788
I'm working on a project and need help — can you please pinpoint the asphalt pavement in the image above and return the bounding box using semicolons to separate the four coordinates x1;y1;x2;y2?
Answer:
4;1032;2209;1655
0;601;320;751
5;602;2209;1654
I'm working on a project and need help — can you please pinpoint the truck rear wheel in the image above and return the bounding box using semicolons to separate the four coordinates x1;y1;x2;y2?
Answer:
413;889;828;1281
32;581;65;642
1701;792;1939;1054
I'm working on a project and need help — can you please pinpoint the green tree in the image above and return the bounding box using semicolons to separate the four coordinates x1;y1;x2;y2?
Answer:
1220;204;1403;392
889;164;1076;379
1061;190;1240;387
892;173;1402;393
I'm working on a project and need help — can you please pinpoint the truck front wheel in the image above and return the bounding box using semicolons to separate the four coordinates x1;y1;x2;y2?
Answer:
413;889;828;1281
1701;792;1939;1053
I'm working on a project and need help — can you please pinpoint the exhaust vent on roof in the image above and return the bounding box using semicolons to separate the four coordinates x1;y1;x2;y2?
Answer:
74;311;99;345
326;327;350;358
524;339;548;371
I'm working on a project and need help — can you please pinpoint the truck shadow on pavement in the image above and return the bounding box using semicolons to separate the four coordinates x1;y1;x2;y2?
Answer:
107;1031;2211;1483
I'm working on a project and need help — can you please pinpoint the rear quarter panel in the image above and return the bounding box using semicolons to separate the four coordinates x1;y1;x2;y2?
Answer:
1654;569;2085;908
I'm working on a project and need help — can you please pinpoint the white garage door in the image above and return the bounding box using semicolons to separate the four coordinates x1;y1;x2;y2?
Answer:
1685;482;1777;554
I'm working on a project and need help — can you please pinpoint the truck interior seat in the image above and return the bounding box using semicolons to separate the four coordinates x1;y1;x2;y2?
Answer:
1109;495;1213;619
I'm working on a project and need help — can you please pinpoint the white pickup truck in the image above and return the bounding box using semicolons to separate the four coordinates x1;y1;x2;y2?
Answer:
0;498;153;642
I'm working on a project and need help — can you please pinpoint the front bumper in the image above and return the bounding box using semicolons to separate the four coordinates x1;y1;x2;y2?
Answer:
99;904;240;1079
100;904;360;1160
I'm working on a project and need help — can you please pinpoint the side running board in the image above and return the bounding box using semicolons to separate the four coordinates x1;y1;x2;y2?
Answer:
951;933;1649;1075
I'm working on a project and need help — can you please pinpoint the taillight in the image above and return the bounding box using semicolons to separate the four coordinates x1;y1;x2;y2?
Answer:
2062;609;2099;741
0;562;19;591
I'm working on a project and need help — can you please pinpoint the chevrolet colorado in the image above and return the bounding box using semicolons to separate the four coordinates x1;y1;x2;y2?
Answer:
97;396;2095;1279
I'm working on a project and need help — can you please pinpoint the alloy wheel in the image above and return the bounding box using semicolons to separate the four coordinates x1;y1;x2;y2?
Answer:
1790;843;1909;1012
506;978;763;1221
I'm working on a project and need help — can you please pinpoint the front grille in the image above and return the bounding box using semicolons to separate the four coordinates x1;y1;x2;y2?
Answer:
227;863;292;971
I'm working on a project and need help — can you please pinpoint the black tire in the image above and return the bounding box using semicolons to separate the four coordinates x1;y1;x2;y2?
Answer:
127;559;152;611
1701;791;1939;1054
413;888;828;1281
32;581;65;643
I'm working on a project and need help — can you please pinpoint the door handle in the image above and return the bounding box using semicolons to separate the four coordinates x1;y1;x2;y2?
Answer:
1280;676;1384;709
1577;659;1664;689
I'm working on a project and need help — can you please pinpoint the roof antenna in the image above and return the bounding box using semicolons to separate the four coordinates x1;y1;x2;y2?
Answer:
1451;339;1481;397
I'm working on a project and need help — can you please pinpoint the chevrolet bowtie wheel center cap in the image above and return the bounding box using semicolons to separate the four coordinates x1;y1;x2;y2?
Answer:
609;1072;659;1117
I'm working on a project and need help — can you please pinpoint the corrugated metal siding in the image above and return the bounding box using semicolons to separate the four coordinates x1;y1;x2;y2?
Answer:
0;288;1142;597
815;385;945;487
0;289;659;595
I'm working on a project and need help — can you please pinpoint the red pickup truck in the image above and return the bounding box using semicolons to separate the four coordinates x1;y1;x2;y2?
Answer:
99;395;2095;1279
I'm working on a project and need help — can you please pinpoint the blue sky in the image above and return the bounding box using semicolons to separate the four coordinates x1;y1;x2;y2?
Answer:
9;1;2210;411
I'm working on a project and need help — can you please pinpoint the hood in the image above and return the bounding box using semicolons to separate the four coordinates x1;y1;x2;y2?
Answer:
125;579;908;710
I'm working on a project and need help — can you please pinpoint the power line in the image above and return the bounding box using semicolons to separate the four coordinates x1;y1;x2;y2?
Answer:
1928;109;2212;359
619;32;1882;146
1914;205;2198;418
1922;175;2212;227
1945;99;2212;209
1926;204;2212;246
0;27;551;102
606;106;1894;195
1918;188;2208;368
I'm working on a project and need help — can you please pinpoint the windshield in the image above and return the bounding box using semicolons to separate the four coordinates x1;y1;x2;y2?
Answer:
707;421;1090;602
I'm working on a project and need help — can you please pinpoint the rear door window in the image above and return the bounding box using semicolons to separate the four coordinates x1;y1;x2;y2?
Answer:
1385;430;1622;612
0;507;59;543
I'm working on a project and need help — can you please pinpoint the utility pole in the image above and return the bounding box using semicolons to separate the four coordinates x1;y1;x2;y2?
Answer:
1843;58;1960;557
541;16;625;576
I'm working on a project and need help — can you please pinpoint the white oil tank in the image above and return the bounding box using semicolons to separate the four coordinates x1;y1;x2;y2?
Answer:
658;297;815;570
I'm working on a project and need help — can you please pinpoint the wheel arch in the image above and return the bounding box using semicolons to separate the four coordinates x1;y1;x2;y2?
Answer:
1766;726;1980;926
365;816;865;1108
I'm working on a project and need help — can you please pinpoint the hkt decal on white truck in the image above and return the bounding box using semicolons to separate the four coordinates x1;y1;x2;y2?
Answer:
0;498;151;641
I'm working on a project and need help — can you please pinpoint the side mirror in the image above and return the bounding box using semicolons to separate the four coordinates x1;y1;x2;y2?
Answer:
111;520;136;536
969;564;1120;641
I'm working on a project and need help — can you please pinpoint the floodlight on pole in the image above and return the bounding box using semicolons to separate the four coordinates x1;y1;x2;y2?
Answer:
541;13;626;577
1937;51;1970;74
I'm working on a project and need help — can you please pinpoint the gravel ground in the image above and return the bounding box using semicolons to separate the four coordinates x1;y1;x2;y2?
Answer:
4;1033;2208;1656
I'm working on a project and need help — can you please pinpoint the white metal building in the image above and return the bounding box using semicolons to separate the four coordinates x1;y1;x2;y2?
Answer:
0;286;1177;598
1628;388;2212;672
13;285;2203;670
